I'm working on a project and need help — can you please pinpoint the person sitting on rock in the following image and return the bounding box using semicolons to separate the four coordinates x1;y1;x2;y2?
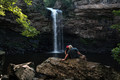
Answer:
62;45;86;61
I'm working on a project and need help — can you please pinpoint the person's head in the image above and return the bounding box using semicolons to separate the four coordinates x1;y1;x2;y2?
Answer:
68;45;73;49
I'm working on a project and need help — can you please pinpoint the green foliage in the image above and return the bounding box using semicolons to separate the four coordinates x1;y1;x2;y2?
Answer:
111;10;120;31
113;10;120;16
111;24;120;31
112;44;120;64
0;0;39;37
24;0;32;5
111;10;120;63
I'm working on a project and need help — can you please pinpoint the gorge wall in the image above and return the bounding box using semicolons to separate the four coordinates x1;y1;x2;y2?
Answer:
58;0;120;53
63;0;120;39
0;0;120;54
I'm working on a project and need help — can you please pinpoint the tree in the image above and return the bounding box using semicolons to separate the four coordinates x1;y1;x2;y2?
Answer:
111;10;120;63
0;0;39;37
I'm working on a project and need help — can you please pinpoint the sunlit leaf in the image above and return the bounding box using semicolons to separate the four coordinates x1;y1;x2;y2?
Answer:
0;9;5;16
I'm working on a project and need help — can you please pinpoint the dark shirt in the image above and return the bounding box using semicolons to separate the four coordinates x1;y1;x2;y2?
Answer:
67;48;80;59
66;48;69;53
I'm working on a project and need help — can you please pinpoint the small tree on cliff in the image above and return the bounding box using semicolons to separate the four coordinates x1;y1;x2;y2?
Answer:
0;0;39;37
111;10;120;63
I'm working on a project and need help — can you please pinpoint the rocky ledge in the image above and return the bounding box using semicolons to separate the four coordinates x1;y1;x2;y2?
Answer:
75;4;120;10
2;57;120;80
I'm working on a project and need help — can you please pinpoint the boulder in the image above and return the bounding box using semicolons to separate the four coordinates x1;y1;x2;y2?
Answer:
8;62;35;80
36;57;120;80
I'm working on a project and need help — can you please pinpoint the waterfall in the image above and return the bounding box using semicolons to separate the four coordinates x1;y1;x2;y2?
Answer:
47;8;64;53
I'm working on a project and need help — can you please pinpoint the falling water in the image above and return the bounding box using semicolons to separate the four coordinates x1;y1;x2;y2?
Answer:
47;8;64;53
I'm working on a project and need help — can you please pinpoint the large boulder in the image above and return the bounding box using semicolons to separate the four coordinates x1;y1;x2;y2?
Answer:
36;57;120;80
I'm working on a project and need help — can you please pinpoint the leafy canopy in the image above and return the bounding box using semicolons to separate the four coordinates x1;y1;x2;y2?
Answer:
111;10;120;63
0;0;39;37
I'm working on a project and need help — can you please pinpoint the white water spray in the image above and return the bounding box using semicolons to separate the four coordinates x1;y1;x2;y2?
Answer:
47;8;64;53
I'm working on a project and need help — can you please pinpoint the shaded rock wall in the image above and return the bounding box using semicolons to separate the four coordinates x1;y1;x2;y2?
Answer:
64;0;120;39
0;0;53;54
0;51;5;75
0;0;50;32
0;0;120;54
58;0;120;54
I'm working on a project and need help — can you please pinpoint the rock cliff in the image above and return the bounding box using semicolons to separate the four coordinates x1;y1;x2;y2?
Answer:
59;0;120;53
0;0;120;54
64;0;120;39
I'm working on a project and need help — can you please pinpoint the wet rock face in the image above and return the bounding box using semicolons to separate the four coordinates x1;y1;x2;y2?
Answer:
36;57;120;80
8;62;35;80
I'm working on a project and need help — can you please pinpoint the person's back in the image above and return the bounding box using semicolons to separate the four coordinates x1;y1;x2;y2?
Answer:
67;48;80;59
